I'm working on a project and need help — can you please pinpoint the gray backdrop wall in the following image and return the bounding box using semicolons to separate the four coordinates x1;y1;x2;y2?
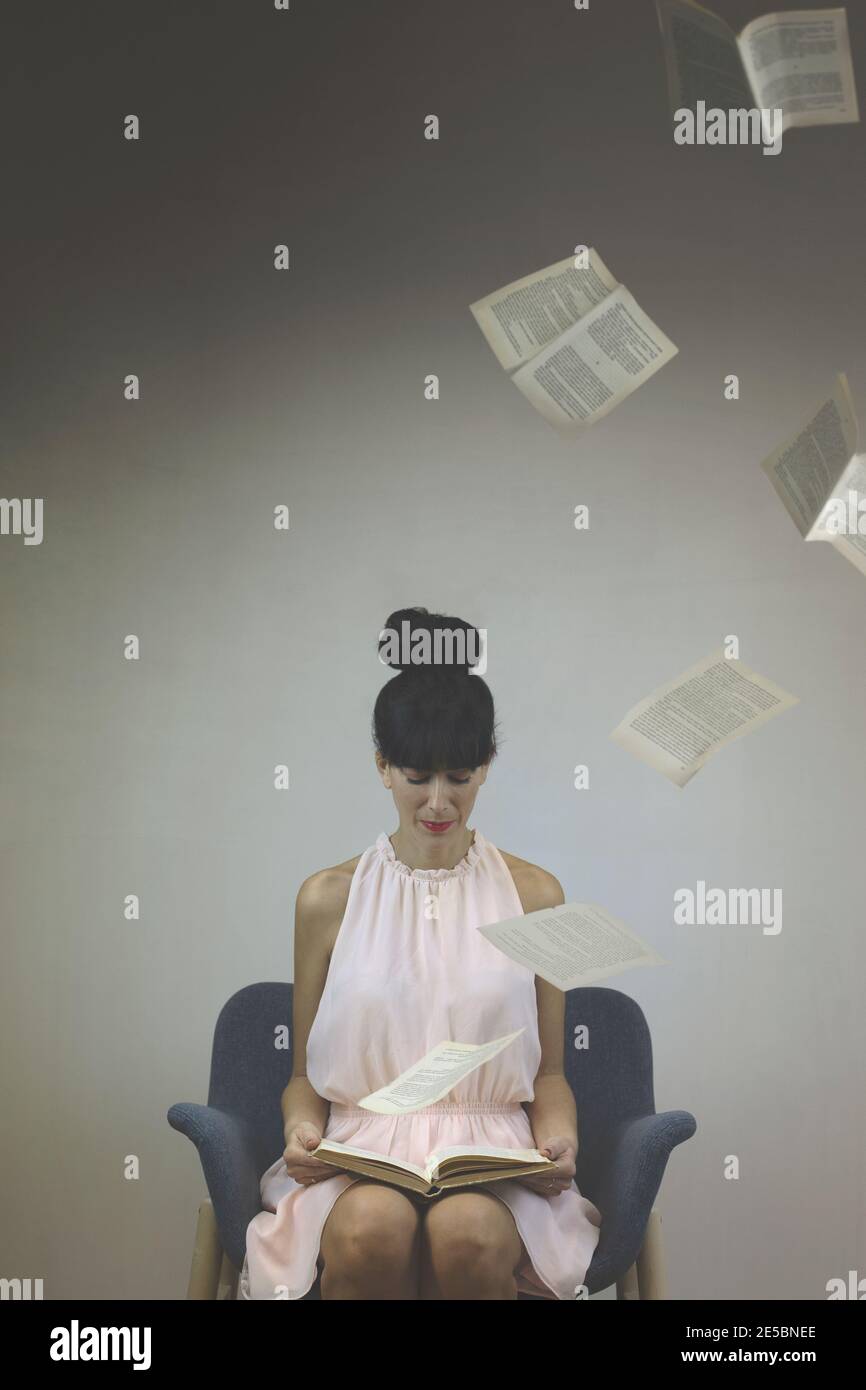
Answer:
2;0;864;1299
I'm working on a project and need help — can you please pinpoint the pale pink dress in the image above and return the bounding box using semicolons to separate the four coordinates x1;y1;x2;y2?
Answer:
238;827;602;1300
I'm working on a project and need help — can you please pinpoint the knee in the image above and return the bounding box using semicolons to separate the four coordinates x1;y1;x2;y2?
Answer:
329;1197;418;1276
425;1210;515;1281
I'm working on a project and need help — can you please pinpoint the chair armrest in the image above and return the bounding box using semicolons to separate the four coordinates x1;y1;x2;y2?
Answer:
587;1109;697;1277
167;1102;264;1270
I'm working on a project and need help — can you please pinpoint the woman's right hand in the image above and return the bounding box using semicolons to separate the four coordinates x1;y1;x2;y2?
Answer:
282;1122;343;1186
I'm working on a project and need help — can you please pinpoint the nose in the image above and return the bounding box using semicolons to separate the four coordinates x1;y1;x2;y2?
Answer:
425;775;451;815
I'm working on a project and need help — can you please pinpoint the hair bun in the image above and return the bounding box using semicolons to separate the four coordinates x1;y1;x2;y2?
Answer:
378;606;482;675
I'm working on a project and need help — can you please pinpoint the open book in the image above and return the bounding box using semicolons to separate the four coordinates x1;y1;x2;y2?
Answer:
656;0;859;131
761;374;866;578
312;1137;555;1198
469;250;678;430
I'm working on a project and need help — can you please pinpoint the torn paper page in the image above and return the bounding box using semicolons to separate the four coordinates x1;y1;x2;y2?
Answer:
477;903;666;991
761;374;858;538
610;650;799;786
357;1030;525;1114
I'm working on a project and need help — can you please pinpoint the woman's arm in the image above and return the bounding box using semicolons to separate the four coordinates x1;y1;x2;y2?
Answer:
522;870;578;1155
519;870;580;1193
524;976;578;1153
281;871;344;1142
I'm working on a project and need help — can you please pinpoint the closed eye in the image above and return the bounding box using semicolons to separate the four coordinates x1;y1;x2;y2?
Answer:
406;774;471;785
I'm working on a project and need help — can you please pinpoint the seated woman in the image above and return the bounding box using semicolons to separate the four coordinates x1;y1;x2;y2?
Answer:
239;606;601;1299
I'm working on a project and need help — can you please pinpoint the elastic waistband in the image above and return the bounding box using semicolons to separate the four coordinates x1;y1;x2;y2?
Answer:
330;1101;524;1118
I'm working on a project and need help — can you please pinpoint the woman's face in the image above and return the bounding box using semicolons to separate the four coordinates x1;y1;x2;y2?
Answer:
375;755;489;841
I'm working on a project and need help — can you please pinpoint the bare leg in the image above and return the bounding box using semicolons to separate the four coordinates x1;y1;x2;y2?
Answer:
419;1189;525;1300
317;1179;422;1299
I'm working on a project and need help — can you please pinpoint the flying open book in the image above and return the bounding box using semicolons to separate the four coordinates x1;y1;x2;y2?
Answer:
469;249;677;431
656;0;859;132
311;1137;555;1198
761;373;866;578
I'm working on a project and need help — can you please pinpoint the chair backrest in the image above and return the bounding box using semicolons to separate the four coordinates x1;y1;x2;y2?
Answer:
207;982;657;1180
562;986;656;1193
208;982;293;1174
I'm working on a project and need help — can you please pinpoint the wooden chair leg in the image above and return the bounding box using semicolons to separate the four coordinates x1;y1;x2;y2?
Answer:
217;1251;240;1300
636;1206;667;1300
186;1198;223;1300
616;1262;640;1299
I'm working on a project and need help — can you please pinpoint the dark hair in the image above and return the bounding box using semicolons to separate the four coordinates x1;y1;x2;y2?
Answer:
372;607;499;772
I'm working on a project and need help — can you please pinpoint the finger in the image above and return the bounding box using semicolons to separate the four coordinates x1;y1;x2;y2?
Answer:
297;1170;335;1186
289;1161;336;1181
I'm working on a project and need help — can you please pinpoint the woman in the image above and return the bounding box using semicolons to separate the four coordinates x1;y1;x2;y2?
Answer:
239;607;602;1299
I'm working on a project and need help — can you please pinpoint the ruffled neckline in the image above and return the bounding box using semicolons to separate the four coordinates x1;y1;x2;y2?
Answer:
375;829;482;881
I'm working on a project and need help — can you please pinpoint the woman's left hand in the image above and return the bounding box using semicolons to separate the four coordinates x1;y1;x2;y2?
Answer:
514;1136;576;1197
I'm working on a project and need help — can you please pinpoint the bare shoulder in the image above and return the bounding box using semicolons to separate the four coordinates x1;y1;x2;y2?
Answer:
495;847;565;915
296;851;363;953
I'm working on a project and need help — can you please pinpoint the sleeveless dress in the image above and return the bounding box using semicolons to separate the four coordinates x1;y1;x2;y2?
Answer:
238;827;602;1300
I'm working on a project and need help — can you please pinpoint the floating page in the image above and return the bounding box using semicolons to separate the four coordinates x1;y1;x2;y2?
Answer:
469;250;619;372
508;284;678;430
477;903;665;992
739;8;859;130
610;650;800;786
822;454;866;578
761;374;858;538
358;1030;525;1114
656;0;754;113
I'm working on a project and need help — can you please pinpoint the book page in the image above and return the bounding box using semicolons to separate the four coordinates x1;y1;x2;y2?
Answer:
508;285;678;430
427;1144;553;1185
739;8;859;130
429;1144;547;1167
820;454;866;577
761;375;858;538
357;1030;525;1114
315;1137;428;1180
610;650;800;787
469;251;619;372
655;0;754;114
477;904;666;992
434;1164;554;1191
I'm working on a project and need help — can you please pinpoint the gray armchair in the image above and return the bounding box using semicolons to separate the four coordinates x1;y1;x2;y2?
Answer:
168;982;696;1299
